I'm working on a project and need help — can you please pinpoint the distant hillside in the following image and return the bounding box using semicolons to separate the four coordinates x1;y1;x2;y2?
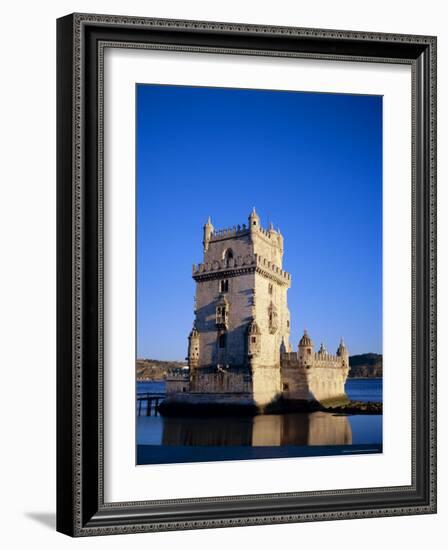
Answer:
349;353;382;378
137;355;383;380
136;359;187;380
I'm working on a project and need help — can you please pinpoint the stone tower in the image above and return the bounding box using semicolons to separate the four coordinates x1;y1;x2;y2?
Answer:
298;329;313;364
162;213;350;413
336;338;349;368
189;209;292;407
187;324;200;369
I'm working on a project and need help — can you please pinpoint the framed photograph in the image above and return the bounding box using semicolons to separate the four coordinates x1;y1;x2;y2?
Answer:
57;13;437;536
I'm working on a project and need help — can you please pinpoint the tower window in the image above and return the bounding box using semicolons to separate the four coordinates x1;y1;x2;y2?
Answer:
251;336;257;343
216;304;229;328
223;248;234;261
218;333;227;348
219;279;229;293
268;283;273;295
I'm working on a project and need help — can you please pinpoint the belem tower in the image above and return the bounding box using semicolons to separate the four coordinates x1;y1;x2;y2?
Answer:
161;209;350;414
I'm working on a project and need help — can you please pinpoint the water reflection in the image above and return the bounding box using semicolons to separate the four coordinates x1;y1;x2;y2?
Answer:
161;412;352;447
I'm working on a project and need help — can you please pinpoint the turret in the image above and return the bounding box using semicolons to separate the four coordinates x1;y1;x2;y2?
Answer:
203;216;214;252
298;329;314;365
248;207;260;232
279;338;288;354
318;342;327;355
187;324;200;369
336;338;349;368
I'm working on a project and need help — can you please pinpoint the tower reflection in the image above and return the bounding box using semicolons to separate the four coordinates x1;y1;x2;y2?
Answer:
161;412;352;447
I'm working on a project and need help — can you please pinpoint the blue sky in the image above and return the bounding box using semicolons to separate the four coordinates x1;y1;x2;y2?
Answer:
136;84;382;359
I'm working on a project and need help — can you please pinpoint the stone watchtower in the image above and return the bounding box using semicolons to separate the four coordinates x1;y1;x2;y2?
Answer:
162;210;351;413
336;338;349;368
188;209;292;407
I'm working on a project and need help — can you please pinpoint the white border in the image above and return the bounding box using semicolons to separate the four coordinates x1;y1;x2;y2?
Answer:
104;48;412;502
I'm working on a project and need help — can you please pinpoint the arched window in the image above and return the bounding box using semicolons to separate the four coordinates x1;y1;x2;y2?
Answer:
216;302;229;328
223;248;234;261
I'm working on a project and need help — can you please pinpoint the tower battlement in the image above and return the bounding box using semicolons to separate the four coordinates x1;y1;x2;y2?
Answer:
192;252;291;285
281;346;347;368
209;225;249;241
208;224;281;242
203;208;284;263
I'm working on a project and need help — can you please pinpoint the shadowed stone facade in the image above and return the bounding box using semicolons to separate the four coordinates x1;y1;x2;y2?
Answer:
163;210;350;413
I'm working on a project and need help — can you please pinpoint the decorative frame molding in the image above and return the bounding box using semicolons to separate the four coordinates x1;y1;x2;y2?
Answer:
57;13;437;536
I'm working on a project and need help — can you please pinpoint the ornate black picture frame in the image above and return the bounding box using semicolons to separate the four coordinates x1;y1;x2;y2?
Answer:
57;13;437;536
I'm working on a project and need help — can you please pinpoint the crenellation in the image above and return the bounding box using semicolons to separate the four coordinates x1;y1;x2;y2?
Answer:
193;251;291;286
210;225;249;241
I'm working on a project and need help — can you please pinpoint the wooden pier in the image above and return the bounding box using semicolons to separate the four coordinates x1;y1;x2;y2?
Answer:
136;393;165;416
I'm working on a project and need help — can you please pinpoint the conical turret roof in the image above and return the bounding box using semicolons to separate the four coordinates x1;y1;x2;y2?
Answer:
299;329;313;348
189;323;199;339
249;206;259;220
337;338;348;356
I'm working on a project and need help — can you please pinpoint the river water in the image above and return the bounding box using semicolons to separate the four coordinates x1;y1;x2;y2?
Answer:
136;379;382;464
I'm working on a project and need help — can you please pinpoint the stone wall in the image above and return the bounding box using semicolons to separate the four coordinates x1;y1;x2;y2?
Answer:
254;273;290;368
190;370;251;393
280;365;314;400
204;231;252;266
280;352;350;405
251;365;282;406
307;366;349;404
195;272;254;367
251;227;283;266
165;371;189;394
